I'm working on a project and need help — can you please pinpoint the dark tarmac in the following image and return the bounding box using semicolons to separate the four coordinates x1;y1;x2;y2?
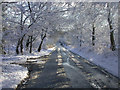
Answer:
16;46;119;89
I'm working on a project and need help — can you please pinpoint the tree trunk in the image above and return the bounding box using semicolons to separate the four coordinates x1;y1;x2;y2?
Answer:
20;37;24;55
38;33;46;52
29;36;33;53
19;8;24;55
110;31;115;51
1;45;6;55
108;19;116;51
38;40;43;52
26;36;30;50
80;29;82;47
107;3;116;51
80;39;82;47
92;23;95;46
16;39;20;54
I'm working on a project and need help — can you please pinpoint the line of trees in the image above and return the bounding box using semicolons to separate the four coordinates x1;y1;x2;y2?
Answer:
63;2;118;51
1;2;73;55
1;2;118;55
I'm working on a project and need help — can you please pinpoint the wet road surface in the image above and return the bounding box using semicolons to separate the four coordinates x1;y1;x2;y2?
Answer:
16;46;119;89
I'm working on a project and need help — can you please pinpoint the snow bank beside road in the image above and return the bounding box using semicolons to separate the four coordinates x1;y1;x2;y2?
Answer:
64;45;118;78
2;47;56;64
2;64;28;88
1;47;55;89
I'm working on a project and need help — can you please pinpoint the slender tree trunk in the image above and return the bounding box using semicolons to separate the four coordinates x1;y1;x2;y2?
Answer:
38;33;46;52
80;39;82;47
80;29;82;47
92;23;95;46
19;6;25;55
110;31;115;51
26;36;30;50
16;34;25;55
29;36;33;53
38;40;43;52
16;39;20;54
20;36;24;55
1;39;6;55
107;3;116;51
109;21;115;51
1;45;6;55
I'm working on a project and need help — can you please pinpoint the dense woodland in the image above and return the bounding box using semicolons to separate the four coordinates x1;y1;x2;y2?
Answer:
1;2;118;55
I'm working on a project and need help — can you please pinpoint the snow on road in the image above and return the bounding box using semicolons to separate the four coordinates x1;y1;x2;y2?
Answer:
1;47;56;89
64;45;118;78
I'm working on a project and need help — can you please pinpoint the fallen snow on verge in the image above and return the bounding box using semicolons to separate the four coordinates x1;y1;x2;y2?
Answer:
2;47;56;64
1;47;56;89
2;64;28;88
64;45;118;78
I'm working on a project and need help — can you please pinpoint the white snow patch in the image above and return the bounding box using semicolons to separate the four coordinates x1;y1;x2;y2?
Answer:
1;47;55;89
2;64;28;88
64;45;118;77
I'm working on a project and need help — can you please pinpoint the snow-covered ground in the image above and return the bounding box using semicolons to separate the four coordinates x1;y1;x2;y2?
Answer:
64;45;118;78
1;47;56;89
